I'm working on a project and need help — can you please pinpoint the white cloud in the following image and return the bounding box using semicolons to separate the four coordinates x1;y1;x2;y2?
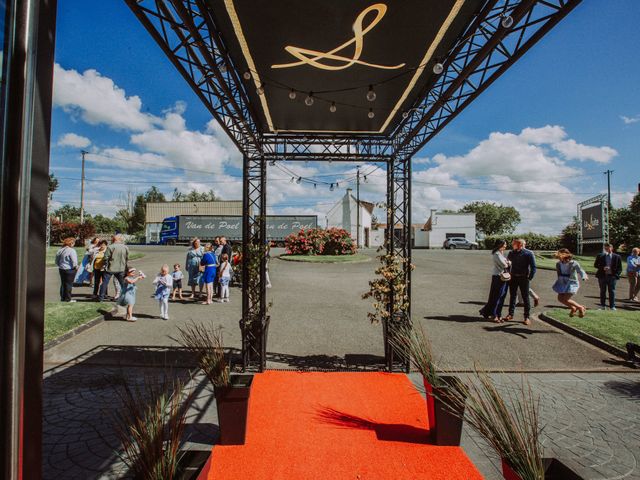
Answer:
53;64;159;131
553;139;617;163
57;133;91;148
621;115;640;125
410;126;622;233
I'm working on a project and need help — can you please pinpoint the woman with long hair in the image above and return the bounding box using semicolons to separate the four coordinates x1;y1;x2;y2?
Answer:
552;248;588;317
479;239;511;323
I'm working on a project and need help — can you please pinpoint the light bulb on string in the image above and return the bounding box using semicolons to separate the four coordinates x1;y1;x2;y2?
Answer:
402;111;410;119
433;62;444;74
296;177;302;184
313;183;317;189
336;182;340;188
501;14;514;28
256;83;265;95
219;64;227;74
269;160;276;166
305;92;314;106
364;175;368;183
243;70;251;80
290;177;295;183
330;183;334;191
288;89;297;100
366;85;377;102
368;108;375;119
329;102;337;113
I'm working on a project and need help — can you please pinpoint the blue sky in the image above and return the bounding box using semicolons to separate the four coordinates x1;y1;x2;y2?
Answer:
50;1;640;234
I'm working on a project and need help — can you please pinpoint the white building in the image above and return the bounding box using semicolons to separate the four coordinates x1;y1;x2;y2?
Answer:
419;210;476;248
325;188;375;247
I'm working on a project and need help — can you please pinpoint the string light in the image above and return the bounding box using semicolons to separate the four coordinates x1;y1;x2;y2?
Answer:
269;160;276;166
368;108;375;119
402;111;410;119
313;183;317;189
433;62;444;74
243;70;251;80
330;183;335;191
501;14;514;28
290;177;295;183
296;177;302;184
329;102;337;113
256;83;265;95
288;89;297;100
366;85;377;102
304;92;314;106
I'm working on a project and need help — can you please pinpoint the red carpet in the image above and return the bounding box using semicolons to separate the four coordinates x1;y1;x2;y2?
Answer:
198;371;484;479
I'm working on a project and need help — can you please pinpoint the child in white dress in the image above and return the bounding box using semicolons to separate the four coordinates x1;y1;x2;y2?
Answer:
153;264;173;320
217;254;232;302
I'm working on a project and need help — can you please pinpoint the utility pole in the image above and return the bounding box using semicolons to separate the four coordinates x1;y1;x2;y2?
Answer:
80;150;88;224
356;166;361;248
604;169;613;208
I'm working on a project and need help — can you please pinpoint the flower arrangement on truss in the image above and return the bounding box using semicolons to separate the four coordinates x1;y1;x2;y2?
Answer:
362;246;414;324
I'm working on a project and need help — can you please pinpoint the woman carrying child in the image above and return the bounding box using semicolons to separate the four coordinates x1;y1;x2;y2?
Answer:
153;264;173;320
117;267;146;322
552;248;588;317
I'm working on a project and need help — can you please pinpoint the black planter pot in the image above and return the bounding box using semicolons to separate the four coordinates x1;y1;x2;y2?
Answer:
214;374;253;445
177;450;211;480
432;375;466;446
501;458;584;480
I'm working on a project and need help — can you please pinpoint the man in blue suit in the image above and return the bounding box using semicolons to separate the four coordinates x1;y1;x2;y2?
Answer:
594;243;622;310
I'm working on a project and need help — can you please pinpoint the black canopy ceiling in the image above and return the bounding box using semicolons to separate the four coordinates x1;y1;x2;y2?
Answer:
210;0;483;135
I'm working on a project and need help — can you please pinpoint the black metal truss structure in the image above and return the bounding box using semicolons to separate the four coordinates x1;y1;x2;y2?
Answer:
127;0;580;371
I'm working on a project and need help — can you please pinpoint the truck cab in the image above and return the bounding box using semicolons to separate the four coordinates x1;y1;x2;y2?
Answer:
160;216;178;245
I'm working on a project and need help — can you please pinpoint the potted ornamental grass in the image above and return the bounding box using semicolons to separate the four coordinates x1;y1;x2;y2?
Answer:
178;322;253;445
115;376;208;480
447;369;583;480
391;324;467;446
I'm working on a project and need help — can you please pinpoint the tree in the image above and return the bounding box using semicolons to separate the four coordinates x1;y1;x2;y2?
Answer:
48;173;59;195
459;201;521;236
54;204;82;223
171;188;220;202
144;185;166;203
559;220;578;252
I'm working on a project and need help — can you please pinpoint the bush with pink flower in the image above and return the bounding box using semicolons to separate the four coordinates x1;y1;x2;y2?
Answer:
285;227;357;256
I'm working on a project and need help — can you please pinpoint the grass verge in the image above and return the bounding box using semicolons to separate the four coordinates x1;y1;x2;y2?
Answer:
45;301;111;343
279;253;371;263
545;307;639;349
534;252;627;277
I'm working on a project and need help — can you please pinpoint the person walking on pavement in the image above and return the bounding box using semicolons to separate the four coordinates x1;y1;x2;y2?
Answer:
55;237;78;302
505;238;537;326
98;234;129;302
626;247;639;302
479;239;511;323
594;243;622;310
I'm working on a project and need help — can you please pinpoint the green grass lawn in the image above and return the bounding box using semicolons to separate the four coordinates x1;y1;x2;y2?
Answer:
546;307;640;349
279;253;371;263
44;301;112;343
46;247;144;267
535;252;627;277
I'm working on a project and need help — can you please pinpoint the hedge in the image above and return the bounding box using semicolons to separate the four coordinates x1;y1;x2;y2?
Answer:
482;233;561;251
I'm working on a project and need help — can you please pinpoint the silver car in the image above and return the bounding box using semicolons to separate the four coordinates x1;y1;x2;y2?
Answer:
443;237;479;250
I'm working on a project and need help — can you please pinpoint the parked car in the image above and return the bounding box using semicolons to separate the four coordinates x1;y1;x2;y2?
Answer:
443;237;479;250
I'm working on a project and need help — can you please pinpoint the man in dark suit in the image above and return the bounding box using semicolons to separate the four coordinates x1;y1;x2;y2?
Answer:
594;243;622;310
506;238;537;326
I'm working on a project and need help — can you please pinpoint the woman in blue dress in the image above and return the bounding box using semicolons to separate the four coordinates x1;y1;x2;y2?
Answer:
200;243;217;305
552;248;588;317
186;238;204;300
